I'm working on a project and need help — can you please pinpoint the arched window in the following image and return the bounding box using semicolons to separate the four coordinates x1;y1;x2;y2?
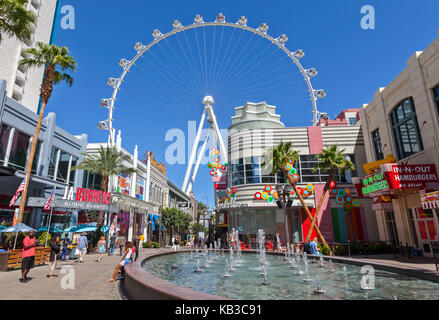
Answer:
390;97;423;159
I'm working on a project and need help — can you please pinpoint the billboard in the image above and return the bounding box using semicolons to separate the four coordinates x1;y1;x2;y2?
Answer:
135;176;145;200
117;173;131;196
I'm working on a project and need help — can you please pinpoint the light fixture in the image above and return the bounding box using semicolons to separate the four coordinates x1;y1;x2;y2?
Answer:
173;20;183;29
277;34;288;44
315;89;326;99
194;14;204;24
152;29;163;40
257;23;269;34
134;42;144;52
98;120;108;130
306;68;318;77
107;77;118;87
237;16;247;26
294;49;305;59
216;13;225;23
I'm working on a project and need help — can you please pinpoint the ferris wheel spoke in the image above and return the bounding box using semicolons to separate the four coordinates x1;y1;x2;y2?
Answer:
179;31;205;91
210;25;225;92
210;26;237;89
193;27;208;90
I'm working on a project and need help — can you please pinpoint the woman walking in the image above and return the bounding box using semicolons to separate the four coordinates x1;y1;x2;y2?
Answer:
48;237;60;279
97;236;106;263
107;242;134;282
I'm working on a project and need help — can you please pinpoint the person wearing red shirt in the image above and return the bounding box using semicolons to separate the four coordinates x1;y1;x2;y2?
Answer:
20;230;39;283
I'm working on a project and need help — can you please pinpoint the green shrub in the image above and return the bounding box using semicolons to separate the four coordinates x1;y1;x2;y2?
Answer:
179;241;185;247
320;245;331;255
152;241;160;248
142;242;152;248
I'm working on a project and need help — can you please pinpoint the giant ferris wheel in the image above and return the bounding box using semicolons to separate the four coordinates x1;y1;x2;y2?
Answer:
98;13;326;196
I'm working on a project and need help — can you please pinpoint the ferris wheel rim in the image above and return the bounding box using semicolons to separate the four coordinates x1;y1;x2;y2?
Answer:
102;15;326;143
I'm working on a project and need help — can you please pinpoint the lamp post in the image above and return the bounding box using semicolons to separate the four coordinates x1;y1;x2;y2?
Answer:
275;184;293;249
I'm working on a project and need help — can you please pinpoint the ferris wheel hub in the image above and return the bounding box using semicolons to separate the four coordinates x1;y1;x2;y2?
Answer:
202;95;214;106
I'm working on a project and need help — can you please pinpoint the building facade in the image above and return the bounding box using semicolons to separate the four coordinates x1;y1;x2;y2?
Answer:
359;31;439;256
0;0;59;113
216;101;378;246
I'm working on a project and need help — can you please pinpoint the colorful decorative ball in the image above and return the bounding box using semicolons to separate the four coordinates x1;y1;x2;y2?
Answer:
306;184;314;192
209;170;215;176
329;181;336;189
207;163;213;168
286;163;292;170
254;192;262;200
336;196;344;204
291;174;300;182
337;189;346;197
344;196;352;203
330;188;338;196
344;202;352;211
231;187;237;194
267;195;275;203
344;188;351;194
289;168;297;175
261;192;269;200
289;190;296;197
352;199;360;207
264;185;272;193
296;187;303;194
272;191;279;199
302;190;310;197
215;157;220;163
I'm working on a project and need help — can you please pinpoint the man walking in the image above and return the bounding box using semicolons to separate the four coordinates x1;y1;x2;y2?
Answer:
117;233;126;256
77;233;88;263
108;234;116;256
20;230;39;283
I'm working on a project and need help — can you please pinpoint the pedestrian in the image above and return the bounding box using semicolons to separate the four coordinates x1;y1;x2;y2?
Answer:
108;242;134;282
60;236;69;261
48;236;60;279
20;230;39;283
133;236;140;261
77;232;88;263
174;236;179;251
117;233;126;256
97;236;106;263
190;235;194;249
171;235;175;250
108;233;116;256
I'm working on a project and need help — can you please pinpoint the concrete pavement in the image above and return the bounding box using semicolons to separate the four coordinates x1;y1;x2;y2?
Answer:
0;251;127;300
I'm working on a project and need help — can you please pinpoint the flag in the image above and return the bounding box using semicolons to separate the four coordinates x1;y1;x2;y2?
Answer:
9;179;26;207
44;186;56;210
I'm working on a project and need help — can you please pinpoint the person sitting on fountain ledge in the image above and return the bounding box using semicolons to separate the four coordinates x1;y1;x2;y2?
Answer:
302;240;311;254
310;237;321;255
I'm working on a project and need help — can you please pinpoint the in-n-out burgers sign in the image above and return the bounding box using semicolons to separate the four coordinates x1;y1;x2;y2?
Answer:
381;164;439;189
62;186;111;204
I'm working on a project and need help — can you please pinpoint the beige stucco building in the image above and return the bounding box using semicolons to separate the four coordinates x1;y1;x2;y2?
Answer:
360;30;439;256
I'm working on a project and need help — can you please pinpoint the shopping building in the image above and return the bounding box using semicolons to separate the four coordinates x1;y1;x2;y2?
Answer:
0;0;59;113
358;30;439;256
215;101;378;246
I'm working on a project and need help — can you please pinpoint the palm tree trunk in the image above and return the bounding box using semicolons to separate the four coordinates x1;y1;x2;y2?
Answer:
283;167;332;255
17;100;48;224
97;176;109;227
304;168;335;242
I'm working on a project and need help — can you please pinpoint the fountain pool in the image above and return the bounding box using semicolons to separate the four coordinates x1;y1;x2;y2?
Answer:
141;252;439;300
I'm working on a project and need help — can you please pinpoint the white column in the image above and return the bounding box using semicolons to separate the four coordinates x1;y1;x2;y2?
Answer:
186;134;209;194
128;145;138;241
207;105;227;163
53;149;61;181
128;205;135;241
3;127;15;167
145;153;151;202
182;108;207;192
66;155;73;183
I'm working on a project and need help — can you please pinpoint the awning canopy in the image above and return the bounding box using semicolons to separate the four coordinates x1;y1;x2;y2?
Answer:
0;223;37;233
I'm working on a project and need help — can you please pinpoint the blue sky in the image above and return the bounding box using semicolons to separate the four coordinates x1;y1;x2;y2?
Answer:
49;0;439;208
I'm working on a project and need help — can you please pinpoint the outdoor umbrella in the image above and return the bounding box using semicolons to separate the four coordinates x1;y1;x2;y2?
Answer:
101;225;120;233
38;226;63;233
63;224;97;233
0;223;37;233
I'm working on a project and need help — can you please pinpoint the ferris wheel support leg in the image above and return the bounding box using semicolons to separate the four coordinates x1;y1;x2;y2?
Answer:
182;108;207;193
186;131;209;194
206;106;227;163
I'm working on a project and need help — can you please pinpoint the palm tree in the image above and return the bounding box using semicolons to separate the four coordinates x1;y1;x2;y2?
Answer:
16;43;77;224
304;145;355;242
263;141;331;252
0;0;35;43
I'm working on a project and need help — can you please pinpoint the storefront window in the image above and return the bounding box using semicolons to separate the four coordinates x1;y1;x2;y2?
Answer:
82;171;103;190
372;129;384;160
433;85;439;117
48;146;58;179
390;97;423;159
56;150;70;183
7;129;40;173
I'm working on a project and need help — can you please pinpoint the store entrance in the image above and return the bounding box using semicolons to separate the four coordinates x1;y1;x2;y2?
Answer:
416;208;439;257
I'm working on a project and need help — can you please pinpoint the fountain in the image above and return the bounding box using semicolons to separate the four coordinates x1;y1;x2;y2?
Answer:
171;263;178;270
222;258;231;278
313;275;326;294
194;258;202;273
318;255;325;267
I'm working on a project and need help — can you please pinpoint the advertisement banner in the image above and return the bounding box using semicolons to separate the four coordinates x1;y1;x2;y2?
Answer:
381;164;439;190
352;171;390;198
420;190;439;210
117;173;131;196
135;176;145;200
212;175;227;190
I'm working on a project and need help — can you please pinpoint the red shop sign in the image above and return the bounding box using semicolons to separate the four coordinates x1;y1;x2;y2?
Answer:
381;164;439;190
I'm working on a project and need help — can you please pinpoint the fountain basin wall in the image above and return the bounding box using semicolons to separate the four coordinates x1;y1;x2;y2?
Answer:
124;249;439;300
124;249;230;300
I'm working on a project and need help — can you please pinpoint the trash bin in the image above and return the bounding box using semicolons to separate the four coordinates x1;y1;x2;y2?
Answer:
0;251;9;272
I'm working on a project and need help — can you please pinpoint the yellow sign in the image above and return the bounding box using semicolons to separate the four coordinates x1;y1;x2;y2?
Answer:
143;150;167;175
362;154;396;175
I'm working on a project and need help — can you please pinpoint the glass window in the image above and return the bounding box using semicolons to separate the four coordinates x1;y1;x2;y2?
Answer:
372;129;384;160
433;85;439;117
69;156;78;185
8;129;40;173
48;147;58;179
0;124;11;165
245;157;261;184
56;151;70;183
390;98;423;159
348;117;357;126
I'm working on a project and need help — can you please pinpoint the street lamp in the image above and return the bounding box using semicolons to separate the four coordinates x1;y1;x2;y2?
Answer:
275;184;293;248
